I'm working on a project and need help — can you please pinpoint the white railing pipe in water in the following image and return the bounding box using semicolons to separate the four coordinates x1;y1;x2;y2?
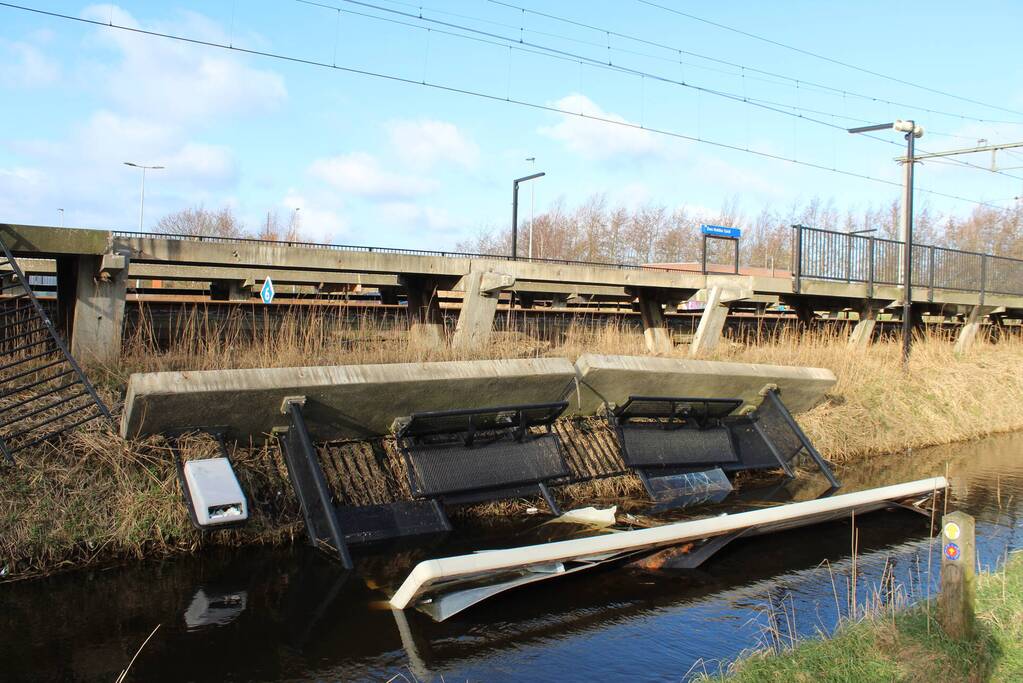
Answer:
390;477;947;609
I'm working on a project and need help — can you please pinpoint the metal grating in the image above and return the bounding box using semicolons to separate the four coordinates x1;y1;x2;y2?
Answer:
618;426;737;468
752;395;805;462
336;499;450;546
396;402;570;512
0;239;112;463
403;432;569;497
277;400;454;567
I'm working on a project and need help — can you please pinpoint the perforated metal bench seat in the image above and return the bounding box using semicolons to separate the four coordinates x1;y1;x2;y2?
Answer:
395;402;570;512
609;393;840;506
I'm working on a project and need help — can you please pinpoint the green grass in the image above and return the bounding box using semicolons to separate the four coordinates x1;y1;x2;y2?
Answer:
701;554;1023;682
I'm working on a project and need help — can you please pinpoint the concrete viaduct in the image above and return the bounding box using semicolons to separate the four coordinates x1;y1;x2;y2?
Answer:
2;223;1020;364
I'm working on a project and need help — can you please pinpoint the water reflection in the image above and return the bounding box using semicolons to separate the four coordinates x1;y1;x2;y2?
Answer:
1;432;1021;682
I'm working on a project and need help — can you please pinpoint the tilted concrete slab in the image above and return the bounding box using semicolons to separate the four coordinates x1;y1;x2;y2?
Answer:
571;354;836;415
121;358;577;442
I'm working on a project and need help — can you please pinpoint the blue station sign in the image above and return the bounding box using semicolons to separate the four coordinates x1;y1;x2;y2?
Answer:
701;224;742;239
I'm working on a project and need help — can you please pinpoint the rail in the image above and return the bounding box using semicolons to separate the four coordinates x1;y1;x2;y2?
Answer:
791;225;1023;298
112;230;663;272
111;227;1023;298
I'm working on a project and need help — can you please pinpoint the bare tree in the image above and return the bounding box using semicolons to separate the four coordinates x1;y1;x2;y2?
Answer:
156;206;245;238
256;209;308;242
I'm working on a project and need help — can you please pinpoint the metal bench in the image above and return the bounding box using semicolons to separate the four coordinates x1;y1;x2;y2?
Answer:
394;401;571;515
609;391;839;505
277;399;451;569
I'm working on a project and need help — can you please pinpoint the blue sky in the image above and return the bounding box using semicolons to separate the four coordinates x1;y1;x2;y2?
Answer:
1;0;1022;248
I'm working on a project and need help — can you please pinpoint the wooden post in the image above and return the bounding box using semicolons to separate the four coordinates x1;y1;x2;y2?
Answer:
937;511;976;639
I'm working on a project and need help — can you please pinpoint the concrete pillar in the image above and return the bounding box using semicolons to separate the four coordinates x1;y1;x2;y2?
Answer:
210;280;250;302
847;308;877;349
637;291;673;354
57;253;128;365
451;271;500;350
689;286;729;357
793;300;816;331
403;276;445;347
954;305;986;354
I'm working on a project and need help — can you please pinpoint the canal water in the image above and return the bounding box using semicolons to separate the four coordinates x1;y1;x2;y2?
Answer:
2;433;1021;682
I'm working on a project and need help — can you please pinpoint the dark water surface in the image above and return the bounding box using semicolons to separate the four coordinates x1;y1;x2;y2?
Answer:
3;433;1022;682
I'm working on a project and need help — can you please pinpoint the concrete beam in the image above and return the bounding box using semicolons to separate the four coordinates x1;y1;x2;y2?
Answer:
0;224;112;256
120;357;577;441
510;281;631;299
451;270;503;350
689;286;729;356
572;353;837;416
636;291;673;354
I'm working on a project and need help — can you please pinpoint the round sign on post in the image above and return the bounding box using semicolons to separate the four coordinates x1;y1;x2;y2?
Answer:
944;521;961;541
944;542;961;561
260;276;275;304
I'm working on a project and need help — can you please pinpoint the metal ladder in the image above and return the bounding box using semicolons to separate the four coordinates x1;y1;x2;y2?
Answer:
0;239;113;463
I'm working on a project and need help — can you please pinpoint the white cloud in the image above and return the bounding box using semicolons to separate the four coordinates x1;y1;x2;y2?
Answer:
74;110;237;186
696;156;783;199
378;202;458;234
309;152;438;198
540;93;672;160
80;4;286;124
388;119;479;169
0;33;60;88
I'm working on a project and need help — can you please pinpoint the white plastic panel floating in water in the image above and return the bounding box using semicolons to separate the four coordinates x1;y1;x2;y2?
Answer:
182;458;249;527
390;477;948;612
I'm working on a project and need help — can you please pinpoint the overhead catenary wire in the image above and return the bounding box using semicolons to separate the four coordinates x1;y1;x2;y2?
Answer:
296;0;1023;184
633;0;1023;119
478;0;1023;128
0;1;1012;211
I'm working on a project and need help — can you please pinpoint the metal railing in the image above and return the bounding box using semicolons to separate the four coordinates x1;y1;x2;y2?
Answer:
111;227;1023;297
112;230;667;273
792;225;1023;298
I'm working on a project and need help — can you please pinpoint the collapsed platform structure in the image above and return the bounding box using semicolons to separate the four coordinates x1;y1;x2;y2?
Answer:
119;353;952;617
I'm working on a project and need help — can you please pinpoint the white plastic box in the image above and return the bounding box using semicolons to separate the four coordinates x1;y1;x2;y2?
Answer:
182;458;249;527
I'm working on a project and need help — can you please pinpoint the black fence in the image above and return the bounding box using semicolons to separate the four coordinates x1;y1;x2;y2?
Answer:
111;227;1023;299
792;225;1023;298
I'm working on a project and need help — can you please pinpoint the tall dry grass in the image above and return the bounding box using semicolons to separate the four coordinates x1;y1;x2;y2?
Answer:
116;303;1023;460
4;303;1022;580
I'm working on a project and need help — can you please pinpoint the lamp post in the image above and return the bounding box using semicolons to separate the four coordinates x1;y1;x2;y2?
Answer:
848;120;923;369
525;157;537;259
124;161;165;231
511;171;545;260
57;208;64;228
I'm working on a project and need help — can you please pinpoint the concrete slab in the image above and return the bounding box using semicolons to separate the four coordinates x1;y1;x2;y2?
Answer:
571;354;836;415
121;358;577;442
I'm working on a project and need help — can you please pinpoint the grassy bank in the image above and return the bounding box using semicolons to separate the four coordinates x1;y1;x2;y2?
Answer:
700;553;1023;682
3;308;1023;580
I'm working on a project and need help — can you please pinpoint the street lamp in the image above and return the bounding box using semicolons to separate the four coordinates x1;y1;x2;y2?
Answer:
525;157;537;259
848;119;923;369
57;208;64;228
511;171;545;260
124;161;165;231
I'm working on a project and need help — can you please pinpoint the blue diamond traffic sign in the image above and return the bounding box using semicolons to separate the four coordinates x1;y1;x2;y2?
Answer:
260;276;275;304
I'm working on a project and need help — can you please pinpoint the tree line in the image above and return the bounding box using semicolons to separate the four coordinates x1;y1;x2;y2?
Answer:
156;195;1022;269
455;195;1023;268
155;206;307;242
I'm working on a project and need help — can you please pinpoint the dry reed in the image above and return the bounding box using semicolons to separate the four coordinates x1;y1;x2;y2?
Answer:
4;304;1022;580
